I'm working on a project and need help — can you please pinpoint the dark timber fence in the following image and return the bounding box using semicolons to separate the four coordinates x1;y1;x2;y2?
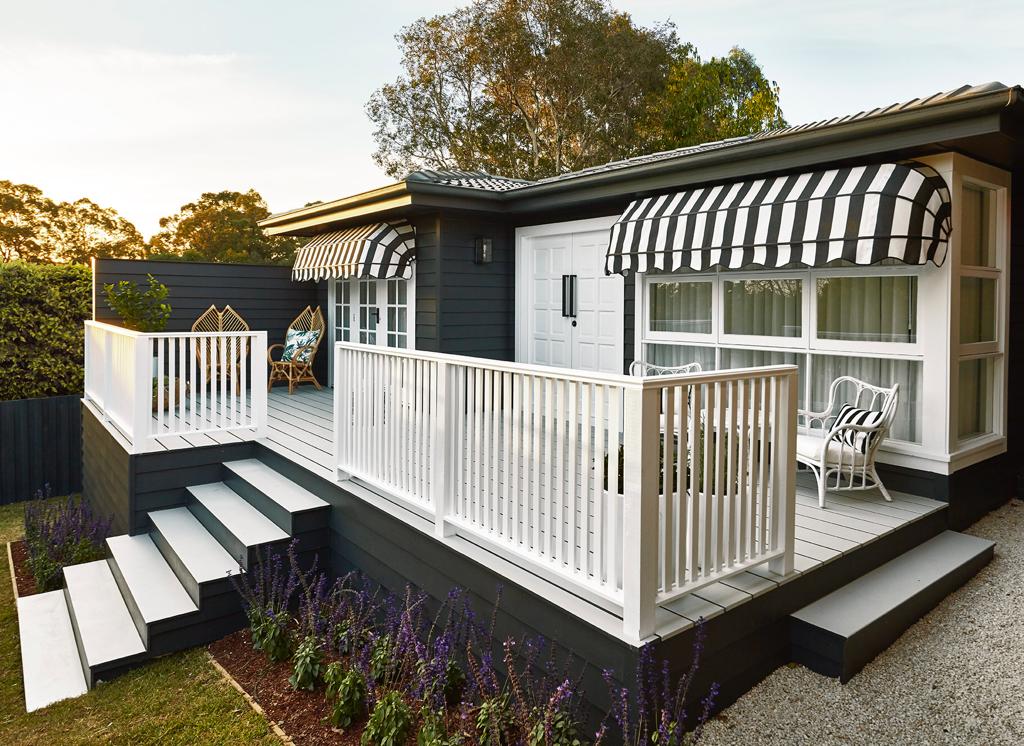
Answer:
0;395;83;504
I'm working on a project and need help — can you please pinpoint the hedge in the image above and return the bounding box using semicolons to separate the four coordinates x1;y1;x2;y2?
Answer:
0;262;91;400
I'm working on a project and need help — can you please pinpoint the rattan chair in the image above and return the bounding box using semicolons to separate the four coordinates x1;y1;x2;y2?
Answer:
797;376;900;508
628;360;703;376
267;306;325;394
190;304;250;391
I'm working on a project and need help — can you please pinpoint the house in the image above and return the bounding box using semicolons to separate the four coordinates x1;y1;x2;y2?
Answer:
18;83;1021;720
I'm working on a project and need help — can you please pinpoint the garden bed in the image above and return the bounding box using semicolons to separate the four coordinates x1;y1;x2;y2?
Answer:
209;628;367;745
8;539;37;597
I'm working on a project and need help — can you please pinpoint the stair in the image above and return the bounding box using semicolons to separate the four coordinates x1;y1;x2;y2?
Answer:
17;591;87;712
790;530;994;682
16;456;332;712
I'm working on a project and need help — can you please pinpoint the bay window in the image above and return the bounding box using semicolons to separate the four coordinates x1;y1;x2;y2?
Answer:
635;154;1010;473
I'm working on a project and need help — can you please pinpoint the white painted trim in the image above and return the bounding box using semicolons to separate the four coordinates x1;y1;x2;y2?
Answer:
326;280;336;387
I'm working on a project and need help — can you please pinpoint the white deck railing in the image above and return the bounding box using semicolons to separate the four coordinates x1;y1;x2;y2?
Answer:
84;321;267;453
334;342;797;642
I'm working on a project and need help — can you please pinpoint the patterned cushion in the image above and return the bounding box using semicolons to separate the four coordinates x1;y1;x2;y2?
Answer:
833;403;884;453
281;329;320;363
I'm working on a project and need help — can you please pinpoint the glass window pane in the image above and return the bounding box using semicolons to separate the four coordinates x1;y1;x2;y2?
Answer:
811;354;922;443
816;276;917;343
645;343;716;371
723;279;802;337
960;277;997;343
648;281;712;334
958;358;995;440
961;184;996;268
721;348;805;399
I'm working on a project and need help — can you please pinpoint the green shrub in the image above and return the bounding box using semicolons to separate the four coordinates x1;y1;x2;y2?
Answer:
418;710;464;745
103;273;170;332
0;262;91;400
362;691;413;746
324;662;367;729
289;635;324;691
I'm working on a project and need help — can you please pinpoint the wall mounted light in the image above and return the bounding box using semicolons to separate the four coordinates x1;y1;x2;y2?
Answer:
474;236;493;264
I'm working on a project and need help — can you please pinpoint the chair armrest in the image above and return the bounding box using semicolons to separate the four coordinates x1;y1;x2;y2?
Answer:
292;344;318;363
267;343;284;363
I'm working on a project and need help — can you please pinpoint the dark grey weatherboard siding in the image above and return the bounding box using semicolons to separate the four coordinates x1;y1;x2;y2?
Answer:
93;258;328;386
0;396;82;504
82;404;131;534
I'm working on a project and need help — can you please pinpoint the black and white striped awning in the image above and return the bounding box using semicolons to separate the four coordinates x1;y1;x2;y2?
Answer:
605;162;951;275
291;221;416;281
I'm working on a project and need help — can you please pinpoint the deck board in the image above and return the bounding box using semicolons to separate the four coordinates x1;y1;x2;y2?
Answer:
148;385;948;640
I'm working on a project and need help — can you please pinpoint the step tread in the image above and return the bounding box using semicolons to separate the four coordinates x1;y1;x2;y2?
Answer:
187;482;289;546
17;591;88;712
148;507;240;584
107;534;198;623
792;530;994;638
63;560;146;667
224;458;328;513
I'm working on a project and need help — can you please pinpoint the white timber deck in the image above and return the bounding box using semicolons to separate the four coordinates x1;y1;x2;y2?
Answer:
149;385;947;640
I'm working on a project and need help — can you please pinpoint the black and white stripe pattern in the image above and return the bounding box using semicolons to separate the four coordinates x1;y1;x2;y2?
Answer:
605;161;951;275
833;403;884;453
291;221;416;281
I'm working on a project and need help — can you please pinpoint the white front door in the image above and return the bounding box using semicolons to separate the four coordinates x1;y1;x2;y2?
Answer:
519;221;624;374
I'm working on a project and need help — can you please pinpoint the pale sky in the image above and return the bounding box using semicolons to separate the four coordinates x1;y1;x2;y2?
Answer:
2;1;1021;237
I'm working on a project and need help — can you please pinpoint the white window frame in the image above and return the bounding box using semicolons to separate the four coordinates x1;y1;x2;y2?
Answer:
948;161;1011;459
718;270;809;348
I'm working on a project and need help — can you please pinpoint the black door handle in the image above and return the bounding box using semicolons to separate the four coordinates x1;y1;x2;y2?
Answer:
561;275;577;318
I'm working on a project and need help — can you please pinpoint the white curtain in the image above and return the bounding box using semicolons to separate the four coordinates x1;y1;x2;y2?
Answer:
723;280;802;337
649;281;712;333
960;277;996;344
816;276;916;343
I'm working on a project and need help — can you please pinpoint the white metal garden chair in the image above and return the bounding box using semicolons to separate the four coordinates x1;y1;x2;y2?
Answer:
629;360;702;376
796;376;900;509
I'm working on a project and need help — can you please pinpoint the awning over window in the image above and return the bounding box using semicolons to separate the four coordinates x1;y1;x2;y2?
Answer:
605;162;951;275
291;221;416;281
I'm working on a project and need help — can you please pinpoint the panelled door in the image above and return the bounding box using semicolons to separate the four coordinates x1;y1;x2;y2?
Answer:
521;226;624;374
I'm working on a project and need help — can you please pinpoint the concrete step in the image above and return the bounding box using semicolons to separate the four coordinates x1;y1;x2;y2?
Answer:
106;534;198;647
63;560;147;687
187;482;290;568
790;530;994;682
17;591;88;712
223;458;329;535
148;506;240;604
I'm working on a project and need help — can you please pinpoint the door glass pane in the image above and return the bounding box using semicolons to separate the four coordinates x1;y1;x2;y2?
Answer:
961;184;996;268
958;357;995;440
723;279;802;337
644;343;716;371
335;280;352;342
648;281;712;334
810;354;922;443
721;348;805;401
385;278;409;349
358;280;377;345
816;276;917;343
960;277;996;344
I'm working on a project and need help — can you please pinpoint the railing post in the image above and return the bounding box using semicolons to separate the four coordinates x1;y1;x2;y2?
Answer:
432;360;455;538
250;331;268;436
334;343;346;481
621;382;660;643
769;371;797;576
131;335;152;454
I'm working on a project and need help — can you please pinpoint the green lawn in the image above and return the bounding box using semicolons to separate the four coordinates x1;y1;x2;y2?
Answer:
0;500;278;745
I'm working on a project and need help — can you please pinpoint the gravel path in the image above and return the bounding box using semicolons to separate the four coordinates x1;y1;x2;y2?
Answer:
701;499;1024;746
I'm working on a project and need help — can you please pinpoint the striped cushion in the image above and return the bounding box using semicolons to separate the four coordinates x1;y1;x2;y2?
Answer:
834;404;884;453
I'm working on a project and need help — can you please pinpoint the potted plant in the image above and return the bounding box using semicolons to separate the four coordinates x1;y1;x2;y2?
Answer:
103;275;187;411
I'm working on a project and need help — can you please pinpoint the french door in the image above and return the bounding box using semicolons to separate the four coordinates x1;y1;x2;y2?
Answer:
329;274;415;384
518;223;624;374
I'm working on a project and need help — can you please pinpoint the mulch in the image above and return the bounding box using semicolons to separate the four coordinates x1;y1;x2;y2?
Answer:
208;629;365;745
9;540;38;597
